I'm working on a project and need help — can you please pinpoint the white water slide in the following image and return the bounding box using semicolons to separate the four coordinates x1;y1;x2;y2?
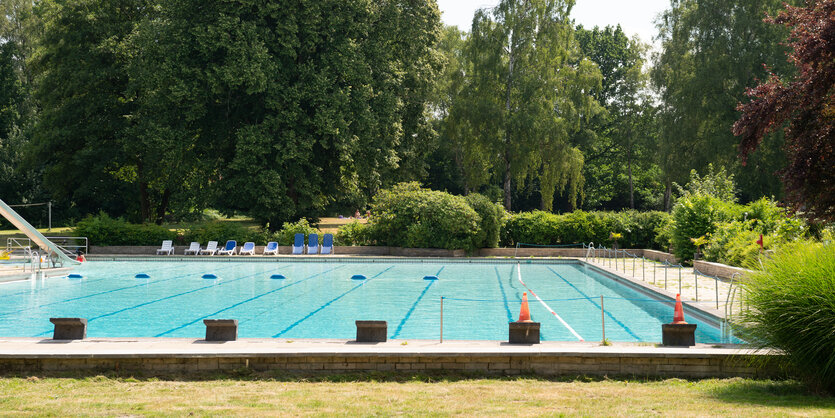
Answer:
0;198;79;266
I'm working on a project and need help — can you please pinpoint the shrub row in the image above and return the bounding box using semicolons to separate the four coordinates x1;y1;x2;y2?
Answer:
500;210;670;250
73;213;318;247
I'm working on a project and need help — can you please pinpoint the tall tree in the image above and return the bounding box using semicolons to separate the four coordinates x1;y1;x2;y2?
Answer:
734;0;835;221
575;25;660;210
125;0;442;226
652;0;798;208
459;0;602;211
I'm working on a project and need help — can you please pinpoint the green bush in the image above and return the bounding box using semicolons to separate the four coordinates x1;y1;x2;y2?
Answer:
668;194;737;262
274;219;320;245
335;221;371;246
72;213;176;246
369;183;480;251
737;242;835;393
183;221;268;244
500;210;670;249
464;193;506;248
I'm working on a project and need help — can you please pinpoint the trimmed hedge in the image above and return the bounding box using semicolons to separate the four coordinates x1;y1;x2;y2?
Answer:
274;219;319;245
500;210;670;250
72;213;176;246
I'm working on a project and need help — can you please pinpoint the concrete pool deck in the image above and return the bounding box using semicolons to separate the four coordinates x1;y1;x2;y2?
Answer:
0;337;780;378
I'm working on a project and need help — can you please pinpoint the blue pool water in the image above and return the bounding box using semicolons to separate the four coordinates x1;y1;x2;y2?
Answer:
0;260;733;342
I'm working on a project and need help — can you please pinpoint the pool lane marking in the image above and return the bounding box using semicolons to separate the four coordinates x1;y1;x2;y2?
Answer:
493;266;514;322
30;265;292;337
546;266;640;340
0;263;262;318
1;262;175;298
154;265;346;337
272;265;395;338
391;266;444;339
516;263;584;341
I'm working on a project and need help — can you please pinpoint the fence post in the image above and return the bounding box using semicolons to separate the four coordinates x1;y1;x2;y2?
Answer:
664;263;668;289
715;277;719;310
601;295;606;343
642;257;646;281
440;296;444;343
653;261;656;284
695;272;699;301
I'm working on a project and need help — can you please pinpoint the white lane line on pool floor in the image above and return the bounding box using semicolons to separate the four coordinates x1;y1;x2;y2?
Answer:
516;263;584;341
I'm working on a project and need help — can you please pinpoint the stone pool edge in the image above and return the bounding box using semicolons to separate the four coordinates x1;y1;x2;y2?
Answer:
0;338;783;379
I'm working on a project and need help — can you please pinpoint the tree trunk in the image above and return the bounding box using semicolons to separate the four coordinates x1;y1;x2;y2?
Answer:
503;153;512;210
155;188;171;225
664;180;672;212
627;138;635;209
138;161;151;223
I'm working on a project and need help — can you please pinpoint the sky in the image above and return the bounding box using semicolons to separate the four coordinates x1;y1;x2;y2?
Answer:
437;0;670;46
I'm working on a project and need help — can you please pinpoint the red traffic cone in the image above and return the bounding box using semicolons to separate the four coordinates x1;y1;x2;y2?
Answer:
672;294;687;324
517;292;532;323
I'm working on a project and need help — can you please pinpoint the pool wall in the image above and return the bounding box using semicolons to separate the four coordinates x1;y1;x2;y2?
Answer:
0;339;782;378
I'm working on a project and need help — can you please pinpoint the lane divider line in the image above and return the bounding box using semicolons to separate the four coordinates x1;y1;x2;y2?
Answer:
516;263;584;341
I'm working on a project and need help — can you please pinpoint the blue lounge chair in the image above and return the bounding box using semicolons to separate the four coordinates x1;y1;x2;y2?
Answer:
292;233;304;255
321;233;334;255
307;233;319;254
263;241;279;255
218;240;237;255
239;241;255;255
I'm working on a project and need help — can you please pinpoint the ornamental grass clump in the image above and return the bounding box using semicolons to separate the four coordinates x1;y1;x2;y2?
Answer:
737;242;835;393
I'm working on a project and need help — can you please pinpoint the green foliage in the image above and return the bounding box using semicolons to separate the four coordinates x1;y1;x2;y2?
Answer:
653;0;796;202
369;183;480;251
464;193;506;249
702;198;809;266
72;213;175;246
274;219;319;246
668;194;737;262
737;242;835;393
182;222;268;246
335;221;371;246
453;0;601;210
500;210;670;249
677;164;738;203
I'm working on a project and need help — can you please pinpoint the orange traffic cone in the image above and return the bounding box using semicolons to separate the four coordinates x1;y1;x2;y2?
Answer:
517;292;532;322
672;294;687;324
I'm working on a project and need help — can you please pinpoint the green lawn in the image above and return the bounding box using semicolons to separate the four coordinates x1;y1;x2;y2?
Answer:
0;374;832;416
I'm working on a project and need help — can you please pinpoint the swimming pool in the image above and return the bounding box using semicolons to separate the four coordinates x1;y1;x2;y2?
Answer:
0;259;735;343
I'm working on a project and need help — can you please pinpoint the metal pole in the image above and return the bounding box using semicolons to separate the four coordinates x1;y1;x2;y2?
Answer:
48;201;52;231
653;261;656;284
664;264;668;289
440;297;444;343
642;257;646;281
715;277;719;310
601;295;605;343
695;272;699;301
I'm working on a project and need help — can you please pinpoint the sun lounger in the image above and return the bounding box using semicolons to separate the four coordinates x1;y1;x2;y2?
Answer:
239;242;255;255
292;233;304;255
218;240;237;255
183;242;200;255
264;241;279;255
321;234;334;255
307;233;319;254
156;240;174;255
200;241;219;255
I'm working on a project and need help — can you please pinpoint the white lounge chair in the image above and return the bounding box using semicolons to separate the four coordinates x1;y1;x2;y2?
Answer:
239;242;255;256
218;240;237;255
156;240;174;255
263;241;279;255
200;241;218;255
183;242;200;255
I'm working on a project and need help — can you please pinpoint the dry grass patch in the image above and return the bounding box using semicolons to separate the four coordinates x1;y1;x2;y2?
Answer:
0;375;833;416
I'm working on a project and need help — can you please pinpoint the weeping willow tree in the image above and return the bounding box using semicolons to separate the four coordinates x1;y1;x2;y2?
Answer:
456;0;602;211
